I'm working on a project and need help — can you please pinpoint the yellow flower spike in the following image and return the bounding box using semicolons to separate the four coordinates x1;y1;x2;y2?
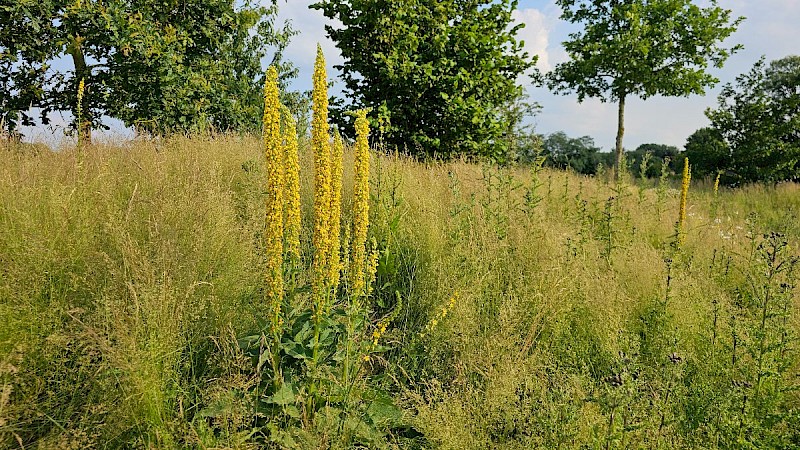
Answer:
283;108;301;263
365;245;380;298
76;78;85;148
312;45;332;313
328;131;344;291
350;109;371;298
713;172;721;198
263;66;285;334
677;157;691;248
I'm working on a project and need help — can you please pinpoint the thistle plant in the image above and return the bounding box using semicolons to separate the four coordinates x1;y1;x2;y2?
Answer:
283;108;301;263
263;67;285;336
350;109;371;299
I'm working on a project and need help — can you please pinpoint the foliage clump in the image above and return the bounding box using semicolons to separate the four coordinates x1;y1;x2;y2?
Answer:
311;0;537;161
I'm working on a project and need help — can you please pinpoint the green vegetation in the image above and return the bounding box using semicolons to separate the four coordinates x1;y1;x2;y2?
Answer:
540;131;603;174
548;0;743;177
2;135;799;448
2;1;799;448
684;127;729;179
310;0;535;161
0;0;295;138
704;55;800;184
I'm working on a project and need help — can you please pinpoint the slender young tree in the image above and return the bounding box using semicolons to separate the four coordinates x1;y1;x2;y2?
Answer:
547;0;742;179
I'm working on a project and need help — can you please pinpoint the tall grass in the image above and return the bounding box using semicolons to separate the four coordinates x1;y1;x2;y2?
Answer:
1;131;798;448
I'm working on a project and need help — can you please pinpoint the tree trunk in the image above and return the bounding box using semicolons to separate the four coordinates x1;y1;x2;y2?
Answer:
68;36;91;145
614;93;626;181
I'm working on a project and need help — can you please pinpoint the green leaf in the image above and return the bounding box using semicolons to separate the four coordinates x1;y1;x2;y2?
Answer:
265;382;297;406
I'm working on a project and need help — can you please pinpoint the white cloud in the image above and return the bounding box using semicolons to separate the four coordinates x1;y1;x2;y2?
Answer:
512;8;553;71
274;0;343;94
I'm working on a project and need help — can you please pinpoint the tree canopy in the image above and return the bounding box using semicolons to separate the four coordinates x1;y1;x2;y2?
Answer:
705;56;800;183
311;0;537;161
547;0;742;178
683;127;729;179
0;0;295;139
629;143;680;178
542;131;602;175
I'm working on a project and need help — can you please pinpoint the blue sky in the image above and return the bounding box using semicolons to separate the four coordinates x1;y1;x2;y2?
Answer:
278;0;800;151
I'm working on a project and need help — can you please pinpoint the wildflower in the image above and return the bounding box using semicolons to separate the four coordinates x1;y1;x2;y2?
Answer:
713;172;721;197
328;131;344;290
312;45;332;311
283;108;301;262
263;66;284;333
365;243;380;298
366;294;403;359
421;292;459;337
350;109;371;297
77;78;85;148
677;157;691;248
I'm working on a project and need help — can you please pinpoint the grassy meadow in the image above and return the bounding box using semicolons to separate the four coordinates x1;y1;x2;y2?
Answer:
1;136;799;449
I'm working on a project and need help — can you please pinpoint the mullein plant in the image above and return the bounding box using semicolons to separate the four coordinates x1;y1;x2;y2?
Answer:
283;107;301;265
263;67;284;336
343;109;375;386
328;131;344;292
665;157;692;304
312;44;333;314
76;78;85;149
252;50;403;444
262;67;285;389
350;109;371;299
310;45;334;373
676;157;691;249
711;171;722;219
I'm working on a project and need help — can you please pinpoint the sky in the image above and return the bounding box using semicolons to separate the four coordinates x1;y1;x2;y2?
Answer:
276;0;800;151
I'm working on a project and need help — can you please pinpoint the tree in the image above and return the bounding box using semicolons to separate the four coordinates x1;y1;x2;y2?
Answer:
311;0;536;161
630;143;680;178
547;0;742;179
0;1;60;137
0;0;295;139
706;56;800;183
542;130;601;175
683;127;728;178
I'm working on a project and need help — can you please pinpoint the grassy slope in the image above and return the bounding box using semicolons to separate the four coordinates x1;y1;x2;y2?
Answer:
1;138;798;448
